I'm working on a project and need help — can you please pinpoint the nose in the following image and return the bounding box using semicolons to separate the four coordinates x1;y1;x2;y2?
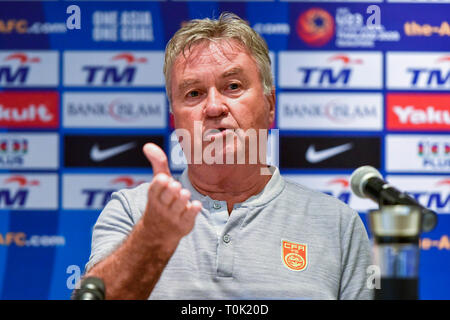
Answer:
203;87;228;118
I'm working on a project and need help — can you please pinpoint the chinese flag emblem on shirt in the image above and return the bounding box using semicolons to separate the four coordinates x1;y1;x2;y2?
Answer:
282;240;307;272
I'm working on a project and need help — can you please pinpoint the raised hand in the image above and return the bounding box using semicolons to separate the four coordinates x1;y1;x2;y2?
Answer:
142;143;202;243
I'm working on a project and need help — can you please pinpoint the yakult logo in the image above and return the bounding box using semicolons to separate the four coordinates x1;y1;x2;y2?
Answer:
0;92;59;128
387;93;450;131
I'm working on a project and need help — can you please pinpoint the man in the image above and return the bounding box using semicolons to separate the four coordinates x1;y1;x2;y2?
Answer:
84;13;373;300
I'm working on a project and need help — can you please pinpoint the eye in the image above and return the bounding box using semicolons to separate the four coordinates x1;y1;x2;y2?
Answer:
187;90;200;98
228;83;240;90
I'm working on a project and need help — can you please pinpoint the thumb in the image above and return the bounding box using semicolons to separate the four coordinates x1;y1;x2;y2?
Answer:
143;143;171;177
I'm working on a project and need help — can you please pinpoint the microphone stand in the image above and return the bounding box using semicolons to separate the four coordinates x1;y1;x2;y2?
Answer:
369;204;423;300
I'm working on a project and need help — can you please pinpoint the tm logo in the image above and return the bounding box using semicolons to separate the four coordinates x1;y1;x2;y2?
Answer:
298;55;362;86
322;178;352;204
82;176;146;208
0;175;39;207
82;53;147;85
0;53;40;85
408;56;450;87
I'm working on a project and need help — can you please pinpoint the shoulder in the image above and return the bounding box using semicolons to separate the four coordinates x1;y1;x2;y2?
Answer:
103;181;150;223
281;176;355;216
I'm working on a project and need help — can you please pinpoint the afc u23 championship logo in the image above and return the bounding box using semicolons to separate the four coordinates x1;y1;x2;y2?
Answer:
282;240;308;272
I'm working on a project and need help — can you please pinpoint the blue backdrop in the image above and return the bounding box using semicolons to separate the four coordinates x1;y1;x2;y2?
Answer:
0;0;449;300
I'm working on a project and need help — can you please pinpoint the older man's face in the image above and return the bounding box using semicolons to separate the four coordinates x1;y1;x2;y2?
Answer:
169;39;275;165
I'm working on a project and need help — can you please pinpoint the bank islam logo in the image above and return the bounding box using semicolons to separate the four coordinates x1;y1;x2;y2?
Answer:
63;92;166;129
64;51;164;87
0;51;59;87
296;8;335;47
387;53;450;90
279;51;382;89
278;93;383;131
387;94;450;131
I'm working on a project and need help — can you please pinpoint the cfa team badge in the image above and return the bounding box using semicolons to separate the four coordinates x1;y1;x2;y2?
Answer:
281;240;307;272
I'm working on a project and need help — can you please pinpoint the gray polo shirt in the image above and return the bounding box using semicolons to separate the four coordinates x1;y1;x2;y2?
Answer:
86;167;373;300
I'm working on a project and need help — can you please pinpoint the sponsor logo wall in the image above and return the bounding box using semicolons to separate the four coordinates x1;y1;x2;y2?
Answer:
0;1;448;300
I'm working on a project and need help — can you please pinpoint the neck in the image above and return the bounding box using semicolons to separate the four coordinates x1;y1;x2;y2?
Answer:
187;164;272;214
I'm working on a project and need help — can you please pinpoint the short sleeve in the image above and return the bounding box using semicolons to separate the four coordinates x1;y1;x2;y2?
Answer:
339;210;374;300
84;190;137;273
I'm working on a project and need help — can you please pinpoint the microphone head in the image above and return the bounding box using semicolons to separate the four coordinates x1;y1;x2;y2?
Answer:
350;165;383;199
72;276;106;300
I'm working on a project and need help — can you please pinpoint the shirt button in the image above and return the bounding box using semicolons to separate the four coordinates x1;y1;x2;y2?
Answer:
223;234;231;243
213;201;221;210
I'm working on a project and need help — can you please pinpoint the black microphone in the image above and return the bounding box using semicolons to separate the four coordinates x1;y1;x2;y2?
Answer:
72;277;106;300
350;165;437;232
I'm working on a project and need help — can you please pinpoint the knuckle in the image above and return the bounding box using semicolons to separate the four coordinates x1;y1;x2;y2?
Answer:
154;173;169;183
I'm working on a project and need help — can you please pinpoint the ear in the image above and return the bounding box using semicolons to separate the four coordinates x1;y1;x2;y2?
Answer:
266;86;276;127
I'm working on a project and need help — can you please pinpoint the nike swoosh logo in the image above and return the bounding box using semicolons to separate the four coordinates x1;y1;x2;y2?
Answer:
90;142;137;162
305;143;353;163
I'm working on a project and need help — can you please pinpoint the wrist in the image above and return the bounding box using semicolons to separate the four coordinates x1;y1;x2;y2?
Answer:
135;218;180;259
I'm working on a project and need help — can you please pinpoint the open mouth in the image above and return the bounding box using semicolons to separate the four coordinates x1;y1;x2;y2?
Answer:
204;128;234;140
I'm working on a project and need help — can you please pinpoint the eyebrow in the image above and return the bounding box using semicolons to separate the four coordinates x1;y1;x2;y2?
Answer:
177;67;245;92
178;79;201;92
221;67;244;78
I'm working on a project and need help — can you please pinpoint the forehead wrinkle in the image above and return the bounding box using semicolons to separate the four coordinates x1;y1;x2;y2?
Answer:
172;40;257;96
176;39;243;70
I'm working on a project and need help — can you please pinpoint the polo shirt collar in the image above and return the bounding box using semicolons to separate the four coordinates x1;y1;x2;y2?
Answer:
179;166;285;209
